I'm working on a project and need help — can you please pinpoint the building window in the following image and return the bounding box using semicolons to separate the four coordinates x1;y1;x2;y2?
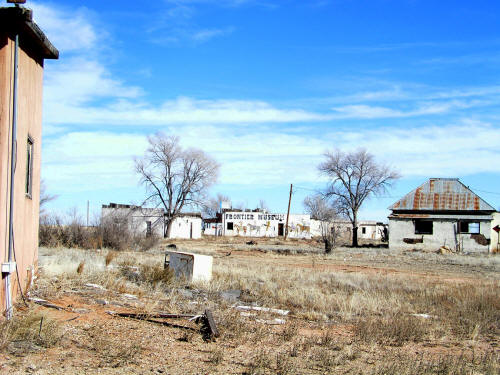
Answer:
146;221;152;237
414;219;433;235
459;221;480;234
227;222;233;230
361;227;366;234
25;136;34;198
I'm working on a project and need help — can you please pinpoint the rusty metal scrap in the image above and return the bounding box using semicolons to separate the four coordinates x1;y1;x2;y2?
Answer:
390;178;495;211
107;309;219;341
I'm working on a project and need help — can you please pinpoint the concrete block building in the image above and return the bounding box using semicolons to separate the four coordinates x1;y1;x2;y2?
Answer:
101;203;202;240
388;178;496;252
0;6;58;318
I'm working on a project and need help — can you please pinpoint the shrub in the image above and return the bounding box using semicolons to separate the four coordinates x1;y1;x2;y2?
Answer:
0;311;61;350
39;212;159;251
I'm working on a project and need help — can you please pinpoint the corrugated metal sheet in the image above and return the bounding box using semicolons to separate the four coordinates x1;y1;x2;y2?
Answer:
389;178;495;211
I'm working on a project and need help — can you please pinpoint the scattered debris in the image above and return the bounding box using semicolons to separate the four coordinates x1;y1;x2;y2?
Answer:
95;299;108;305
246;240;257;245
256;318;286;325
106;309;220;341
72;308;90;314
121;293;138;300
220;289;241;302
239;312;257;317
234;305;289;316
85;283;107;290
411;313;434;319
167;244;177;248
437;246;453;254
30;297;65;311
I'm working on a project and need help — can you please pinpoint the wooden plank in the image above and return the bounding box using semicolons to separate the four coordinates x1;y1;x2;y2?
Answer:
204;309;219;338
107;311;196;319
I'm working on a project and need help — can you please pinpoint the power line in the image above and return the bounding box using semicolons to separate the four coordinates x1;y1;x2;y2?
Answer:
468;187;500;196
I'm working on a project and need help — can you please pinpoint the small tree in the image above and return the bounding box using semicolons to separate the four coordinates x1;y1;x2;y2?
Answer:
318;149;399;247
135;133;219;238
304;194;341;253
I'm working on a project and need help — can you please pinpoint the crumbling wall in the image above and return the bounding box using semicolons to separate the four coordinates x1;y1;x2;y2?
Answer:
389;218;491;253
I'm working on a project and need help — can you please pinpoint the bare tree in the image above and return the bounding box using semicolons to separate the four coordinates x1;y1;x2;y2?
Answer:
202;193;230;218
258;199;269;212
304;194;341;253
318;149;399;247
39;179;57;216
135;134;219;238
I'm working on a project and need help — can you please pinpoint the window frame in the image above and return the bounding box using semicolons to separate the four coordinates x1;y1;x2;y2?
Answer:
414;219;433;235
458;221;480;234
25;135;34;199
226;222;233;230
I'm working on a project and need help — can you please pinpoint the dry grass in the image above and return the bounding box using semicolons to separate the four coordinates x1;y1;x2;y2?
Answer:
371;350;499;375
105;250;117;266
23;241;500;374
0;310;62;350
355;315;428;346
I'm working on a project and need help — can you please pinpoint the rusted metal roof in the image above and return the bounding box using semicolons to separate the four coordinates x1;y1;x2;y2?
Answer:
389;178;495;211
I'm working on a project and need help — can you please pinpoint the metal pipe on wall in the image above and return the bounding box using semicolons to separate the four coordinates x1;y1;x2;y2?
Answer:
5;33;20;320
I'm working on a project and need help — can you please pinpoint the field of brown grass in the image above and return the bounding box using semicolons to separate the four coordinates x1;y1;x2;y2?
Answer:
1;237;498;374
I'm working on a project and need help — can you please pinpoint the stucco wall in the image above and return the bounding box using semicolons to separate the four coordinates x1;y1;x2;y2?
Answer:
0;34;44;313
310;220;385;240
222;212;311;238
490;212;500;253
389;218;491;252
169;216;202;239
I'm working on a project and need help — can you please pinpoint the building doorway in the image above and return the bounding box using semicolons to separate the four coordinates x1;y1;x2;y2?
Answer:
278;223;284;236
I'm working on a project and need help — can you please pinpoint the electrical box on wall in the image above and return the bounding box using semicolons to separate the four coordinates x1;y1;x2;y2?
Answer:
2;262;17;274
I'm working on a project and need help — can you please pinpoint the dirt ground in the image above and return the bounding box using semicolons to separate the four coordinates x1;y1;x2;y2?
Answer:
1;237;498;374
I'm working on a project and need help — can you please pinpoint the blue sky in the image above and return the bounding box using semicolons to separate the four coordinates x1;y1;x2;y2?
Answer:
29;0;500;221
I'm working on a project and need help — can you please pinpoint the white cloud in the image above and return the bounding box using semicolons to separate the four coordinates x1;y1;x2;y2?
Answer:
44;95;330;126
330;100;471;119
30;2;97;52
42;120;500;197
44;58;142;107
192;27;235;42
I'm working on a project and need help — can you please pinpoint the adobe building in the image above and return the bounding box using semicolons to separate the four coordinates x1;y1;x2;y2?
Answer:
388;178;496;253
0;5;58;318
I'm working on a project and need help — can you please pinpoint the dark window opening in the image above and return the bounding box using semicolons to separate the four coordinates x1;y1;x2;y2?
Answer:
361;227;366;234
146;221;152;237
414;219;433;235
25;136;34;198
459;221;480;234
227;222;233;230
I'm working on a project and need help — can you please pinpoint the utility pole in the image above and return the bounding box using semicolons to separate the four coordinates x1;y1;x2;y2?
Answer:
284;184;292;240
86;200;89;227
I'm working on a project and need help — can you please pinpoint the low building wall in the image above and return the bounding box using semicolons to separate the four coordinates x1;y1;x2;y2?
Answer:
222;212;311;239
389;218;491;252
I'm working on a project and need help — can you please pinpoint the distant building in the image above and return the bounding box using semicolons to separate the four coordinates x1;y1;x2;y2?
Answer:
388;178;496;252
310;220;387;242
204;210;311;239
102;203;202;240
0;6;58;318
